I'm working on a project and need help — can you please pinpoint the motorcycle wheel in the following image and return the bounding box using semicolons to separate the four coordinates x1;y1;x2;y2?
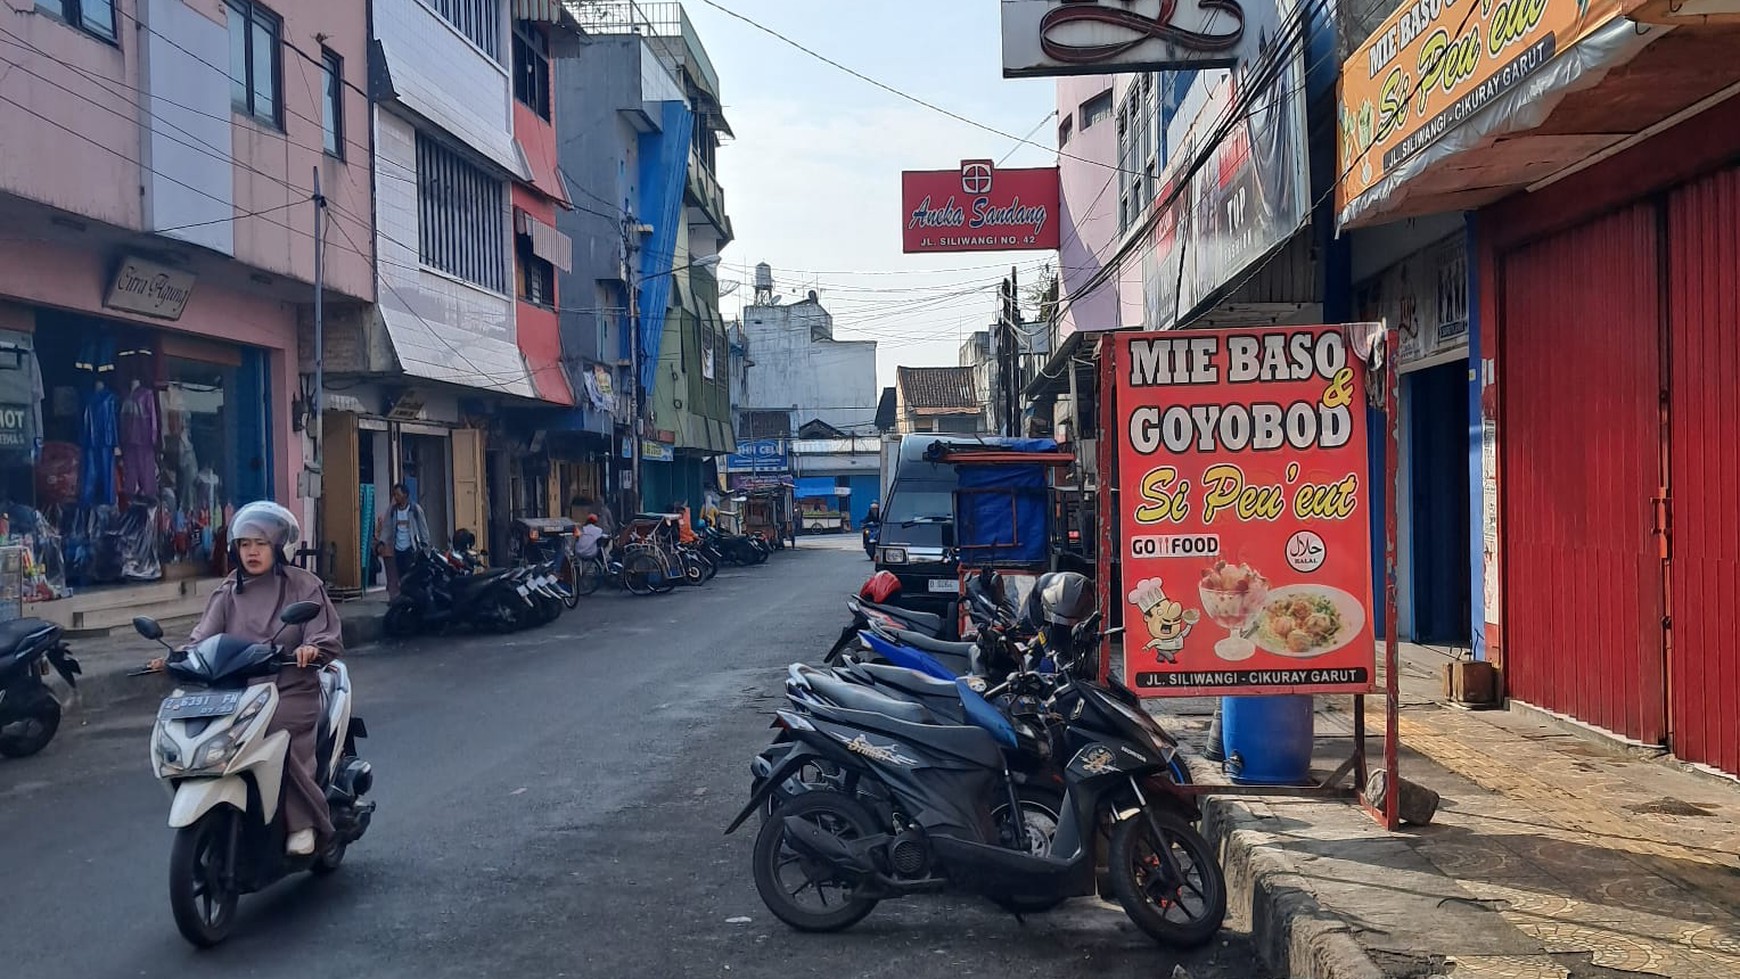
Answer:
752;790;881;932
1108;808;1227;948
680;553;706;586
0;688;61;758
169;808;240;948
382;599;422;639
700;551;720;581
988;788;1068;914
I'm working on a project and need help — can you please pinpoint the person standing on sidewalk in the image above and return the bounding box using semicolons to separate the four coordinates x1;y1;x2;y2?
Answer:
374;482;431;598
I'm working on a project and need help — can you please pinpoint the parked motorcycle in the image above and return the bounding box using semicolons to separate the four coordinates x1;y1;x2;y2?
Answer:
703;527;768;566
133;603;376;947
383;548;530;637
727;582;1225;947
822;570;979;665
0;618;81;758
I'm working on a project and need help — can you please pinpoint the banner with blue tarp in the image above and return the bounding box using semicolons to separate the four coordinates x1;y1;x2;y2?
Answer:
794;476;841;500
954;463;1049;565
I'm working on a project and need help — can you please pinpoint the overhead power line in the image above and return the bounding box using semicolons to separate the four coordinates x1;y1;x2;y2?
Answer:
695;0;1147;176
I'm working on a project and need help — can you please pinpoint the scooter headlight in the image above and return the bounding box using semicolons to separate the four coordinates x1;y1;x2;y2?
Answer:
154;727;183;770
188;688;272;773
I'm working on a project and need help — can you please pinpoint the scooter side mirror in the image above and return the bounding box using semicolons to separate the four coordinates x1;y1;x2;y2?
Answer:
279;601;322;626
133;616;164;641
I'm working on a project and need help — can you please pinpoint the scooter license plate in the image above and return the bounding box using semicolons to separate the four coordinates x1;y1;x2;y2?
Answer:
159;691;243;720
517;584;531;597
928;578;960;593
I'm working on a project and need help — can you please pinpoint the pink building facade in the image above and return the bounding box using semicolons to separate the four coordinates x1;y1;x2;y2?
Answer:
0;0;373;617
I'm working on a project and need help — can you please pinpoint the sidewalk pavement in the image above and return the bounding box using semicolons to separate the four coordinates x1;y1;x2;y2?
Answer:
1153;645;1740;979
46;595;390;717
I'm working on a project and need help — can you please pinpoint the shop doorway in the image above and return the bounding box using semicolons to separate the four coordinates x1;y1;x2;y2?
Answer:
1406;361;1472;645
401;432;451;548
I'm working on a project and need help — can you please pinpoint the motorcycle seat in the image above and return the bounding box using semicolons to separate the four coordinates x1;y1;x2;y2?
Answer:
885;627;977;658
805;698;1004;769
803;672;938;726
0;618;57;657
860;601;943;634
450;572;508;593
850;662;961;701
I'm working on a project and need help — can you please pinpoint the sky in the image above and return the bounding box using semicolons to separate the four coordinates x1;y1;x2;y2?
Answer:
679;0;1062;388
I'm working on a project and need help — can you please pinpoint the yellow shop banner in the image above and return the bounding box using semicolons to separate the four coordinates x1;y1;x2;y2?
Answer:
1337;0;1630;212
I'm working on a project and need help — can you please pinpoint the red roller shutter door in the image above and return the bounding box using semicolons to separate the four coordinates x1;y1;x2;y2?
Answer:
1500;204;1668;746
1666;169;1740;776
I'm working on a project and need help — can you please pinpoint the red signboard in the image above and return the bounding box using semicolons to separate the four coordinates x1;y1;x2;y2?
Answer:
902;160;1060;253
1113;325;1376;696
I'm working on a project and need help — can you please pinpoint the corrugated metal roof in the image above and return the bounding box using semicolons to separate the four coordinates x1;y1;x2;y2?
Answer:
897;366;979;410
512;0;572;25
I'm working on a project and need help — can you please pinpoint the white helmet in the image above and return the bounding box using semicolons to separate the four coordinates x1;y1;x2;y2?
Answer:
229;501;302;551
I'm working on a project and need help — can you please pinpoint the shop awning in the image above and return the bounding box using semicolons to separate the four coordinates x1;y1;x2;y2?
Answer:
1337;3;1740;228
378;307;540;400
514;208;572;272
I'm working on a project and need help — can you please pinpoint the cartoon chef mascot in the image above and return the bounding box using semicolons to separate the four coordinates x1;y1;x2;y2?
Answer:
1127;577;1198;663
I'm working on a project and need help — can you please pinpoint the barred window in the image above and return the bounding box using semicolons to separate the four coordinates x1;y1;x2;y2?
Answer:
417;133;506;293
429;0;501;59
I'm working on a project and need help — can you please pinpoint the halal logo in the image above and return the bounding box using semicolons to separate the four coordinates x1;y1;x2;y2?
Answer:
961;160;994;195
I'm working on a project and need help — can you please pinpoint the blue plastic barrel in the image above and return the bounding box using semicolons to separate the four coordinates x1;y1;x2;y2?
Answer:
1221;695;1314;785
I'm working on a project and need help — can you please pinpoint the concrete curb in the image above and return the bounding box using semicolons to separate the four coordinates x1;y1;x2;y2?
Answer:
1201;794;1388;979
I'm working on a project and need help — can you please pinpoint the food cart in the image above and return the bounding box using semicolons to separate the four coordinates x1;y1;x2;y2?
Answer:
736;480;795;549
927;438;1076;637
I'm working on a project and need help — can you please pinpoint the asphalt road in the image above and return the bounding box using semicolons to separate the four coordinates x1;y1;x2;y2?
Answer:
0;537;1270;979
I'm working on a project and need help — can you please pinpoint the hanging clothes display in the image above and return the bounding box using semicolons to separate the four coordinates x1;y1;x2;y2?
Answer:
79;381;118;506
74;331;115;374
118;379;159;496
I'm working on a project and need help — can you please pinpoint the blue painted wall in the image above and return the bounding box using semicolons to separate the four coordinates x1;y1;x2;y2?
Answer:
847;474;881;528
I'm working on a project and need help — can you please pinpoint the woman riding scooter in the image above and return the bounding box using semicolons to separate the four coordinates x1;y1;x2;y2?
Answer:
148;502;342;857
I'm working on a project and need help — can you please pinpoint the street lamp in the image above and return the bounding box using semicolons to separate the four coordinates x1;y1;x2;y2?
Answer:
627;248;725;513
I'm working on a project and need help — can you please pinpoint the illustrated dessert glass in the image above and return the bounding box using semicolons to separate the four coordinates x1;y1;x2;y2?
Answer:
1197;561;1270;662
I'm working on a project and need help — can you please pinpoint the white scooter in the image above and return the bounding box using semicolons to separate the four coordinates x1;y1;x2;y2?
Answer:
133;602;376;947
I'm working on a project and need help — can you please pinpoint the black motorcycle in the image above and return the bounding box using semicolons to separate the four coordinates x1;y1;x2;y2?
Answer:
728;616;1225;946
0;618;82;758
701;527;767;567
383;548;531;637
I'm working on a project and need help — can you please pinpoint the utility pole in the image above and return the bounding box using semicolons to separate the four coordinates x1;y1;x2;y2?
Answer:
625;215;642;518
311;167;326;566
